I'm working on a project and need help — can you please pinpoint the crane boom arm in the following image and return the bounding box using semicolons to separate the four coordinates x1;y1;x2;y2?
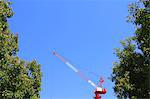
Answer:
52;51;97;88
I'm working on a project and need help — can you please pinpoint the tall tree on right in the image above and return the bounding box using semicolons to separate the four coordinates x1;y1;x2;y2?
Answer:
111;0;150;98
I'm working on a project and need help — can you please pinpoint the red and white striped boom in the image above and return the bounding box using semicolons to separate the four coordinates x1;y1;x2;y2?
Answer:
52;51;97;88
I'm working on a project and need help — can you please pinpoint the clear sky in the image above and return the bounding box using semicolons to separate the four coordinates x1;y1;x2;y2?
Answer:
9;0;136;99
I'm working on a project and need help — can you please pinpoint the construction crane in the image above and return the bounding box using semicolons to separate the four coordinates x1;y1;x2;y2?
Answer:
52;51;106;99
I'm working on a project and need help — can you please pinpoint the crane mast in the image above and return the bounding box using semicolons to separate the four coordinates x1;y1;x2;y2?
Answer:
52;51;106;99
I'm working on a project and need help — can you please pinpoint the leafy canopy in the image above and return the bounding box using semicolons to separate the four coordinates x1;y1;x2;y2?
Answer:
111;0;150;98
0;0;42;99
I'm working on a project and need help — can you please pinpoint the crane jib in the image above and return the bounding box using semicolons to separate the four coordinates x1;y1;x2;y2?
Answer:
52;51;97;88
52;50;107;99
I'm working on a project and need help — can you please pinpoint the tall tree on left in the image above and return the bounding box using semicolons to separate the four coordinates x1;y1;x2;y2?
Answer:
0;0;42;99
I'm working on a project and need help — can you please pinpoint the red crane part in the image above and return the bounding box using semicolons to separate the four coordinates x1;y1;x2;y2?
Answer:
52;51;106;99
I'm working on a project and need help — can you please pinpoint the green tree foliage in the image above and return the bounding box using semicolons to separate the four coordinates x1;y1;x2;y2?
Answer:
111;0;150;98
0;0;42;98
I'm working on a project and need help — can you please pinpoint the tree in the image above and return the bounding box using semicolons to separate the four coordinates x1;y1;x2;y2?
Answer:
0;0;42;98
111;0;150;98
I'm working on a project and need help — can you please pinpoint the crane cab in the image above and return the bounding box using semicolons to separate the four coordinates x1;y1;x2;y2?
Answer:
94;87;106;99
95;87;106;94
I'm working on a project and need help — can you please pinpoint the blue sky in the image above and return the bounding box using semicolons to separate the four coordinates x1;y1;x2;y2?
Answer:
9;0;136;99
